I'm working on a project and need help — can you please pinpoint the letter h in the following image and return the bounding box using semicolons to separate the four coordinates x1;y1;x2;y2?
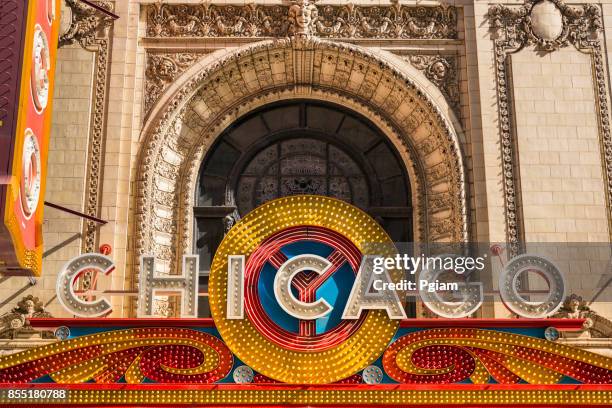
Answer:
137;255;199;317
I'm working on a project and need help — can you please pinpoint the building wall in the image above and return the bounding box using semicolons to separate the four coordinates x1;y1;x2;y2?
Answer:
37;45;94;317
511;46;612;317
513;47;608;243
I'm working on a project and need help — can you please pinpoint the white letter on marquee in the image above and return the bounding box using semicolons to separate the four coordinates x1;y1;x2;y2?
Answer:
419;254;483;319
273;254;333;320
138;255;199;317
342;255;407;320
56;254;114;317
227;255;245;319
499;254;566;318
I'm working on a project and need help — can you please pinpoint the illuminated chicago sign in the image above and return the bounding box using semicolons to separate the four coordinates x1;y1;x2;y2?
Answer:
206;195;571;383
58;195;566;329
0;0;61;276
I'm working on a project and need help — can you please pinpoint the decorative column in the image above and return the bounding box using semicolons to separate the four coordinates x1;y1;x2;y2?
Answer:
59;0;114;256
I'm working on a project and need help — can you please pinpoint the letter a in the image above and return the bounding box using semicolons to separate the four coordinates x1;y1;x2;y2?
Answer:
342;255;407;320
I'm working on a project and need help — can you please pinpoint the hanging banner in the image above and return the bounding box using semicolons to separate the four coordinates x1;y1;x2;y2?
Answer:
0;0;61;276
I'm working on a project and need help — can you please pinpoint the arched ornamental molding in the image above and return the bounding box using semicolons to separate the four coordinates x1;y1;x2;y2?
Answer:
134;37;469;275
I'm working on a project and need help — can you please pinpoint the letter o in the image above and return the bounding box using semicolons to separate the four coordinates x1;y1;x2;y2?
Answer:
499;254;565;318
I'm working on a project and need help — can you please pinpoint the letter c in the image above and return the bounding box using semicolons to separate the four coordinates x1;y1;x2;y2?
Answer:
56;254;114;317
273;254;333;320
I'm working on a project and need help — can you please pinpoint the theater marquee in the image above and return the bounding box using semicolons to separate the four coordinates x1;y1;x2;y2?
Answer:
0;0;61;276
0;196;610;406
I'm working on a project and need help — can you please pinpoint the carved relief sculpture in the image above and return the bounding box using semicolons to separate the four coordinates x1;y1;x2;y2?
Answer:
288;0;318;37
400;54;461;120
0;296;53;339
144;52;204;116
315;1;456;39
146;2;457;40
147;3;288;38
553;295;612;338
59;0;113;49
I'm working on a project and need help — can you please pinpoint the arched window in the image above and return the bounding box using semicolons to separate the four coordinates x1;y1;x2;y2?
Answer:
195;101;412;316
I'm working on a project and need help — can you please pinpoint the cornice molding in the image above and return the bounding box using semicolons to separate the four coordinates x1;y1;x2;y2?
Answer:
146;1;457;40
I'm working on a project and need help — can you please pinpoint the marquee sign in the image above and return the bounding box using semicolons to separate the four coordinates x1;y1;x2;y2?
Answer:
0;196;610;405
209;195;402;384
0;0;61;276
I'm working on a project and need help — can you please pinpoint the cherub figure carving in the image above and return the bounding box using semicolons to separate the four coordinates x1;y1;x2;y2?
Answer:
0;295;53;339
553;294;612;338
288;0;318;36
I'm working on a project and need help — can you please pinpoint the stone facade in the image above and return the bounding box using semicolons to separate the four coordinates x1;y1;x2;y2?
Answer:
1;0;612;352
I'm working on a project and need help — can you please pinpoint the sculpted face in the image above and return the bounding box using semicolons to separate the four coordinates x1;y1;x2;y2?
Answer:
24;300;35;315
569;298;580;312
290;0;315;31
431;61;447;79
298;4;310;24
158;58;177;78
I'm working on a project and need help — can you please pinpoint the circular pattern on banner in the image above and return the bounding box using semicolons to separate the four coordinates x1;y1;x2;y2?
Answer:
233;365;254;384
31;25;51;113
362;365;384;384
20;129;41;219
209;195;400;384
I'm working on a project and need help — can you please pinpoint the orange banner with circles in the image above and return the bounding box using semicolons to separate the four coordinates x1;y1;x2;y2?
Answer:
0;0;61;276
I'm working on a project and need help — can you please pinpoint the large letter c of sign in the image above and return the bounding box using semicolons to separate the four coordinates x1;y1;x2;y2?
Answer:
273;254;333;320
56;254;114;317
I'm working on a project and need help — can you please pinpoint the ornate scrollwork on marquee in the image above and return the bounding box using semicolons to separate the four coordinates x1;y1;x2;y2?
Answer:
487;0;612;254
0;328;233;383
135;38;468;283
59;0;115;264
0;327;611;386
383;328;612;384
145;2;457;39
